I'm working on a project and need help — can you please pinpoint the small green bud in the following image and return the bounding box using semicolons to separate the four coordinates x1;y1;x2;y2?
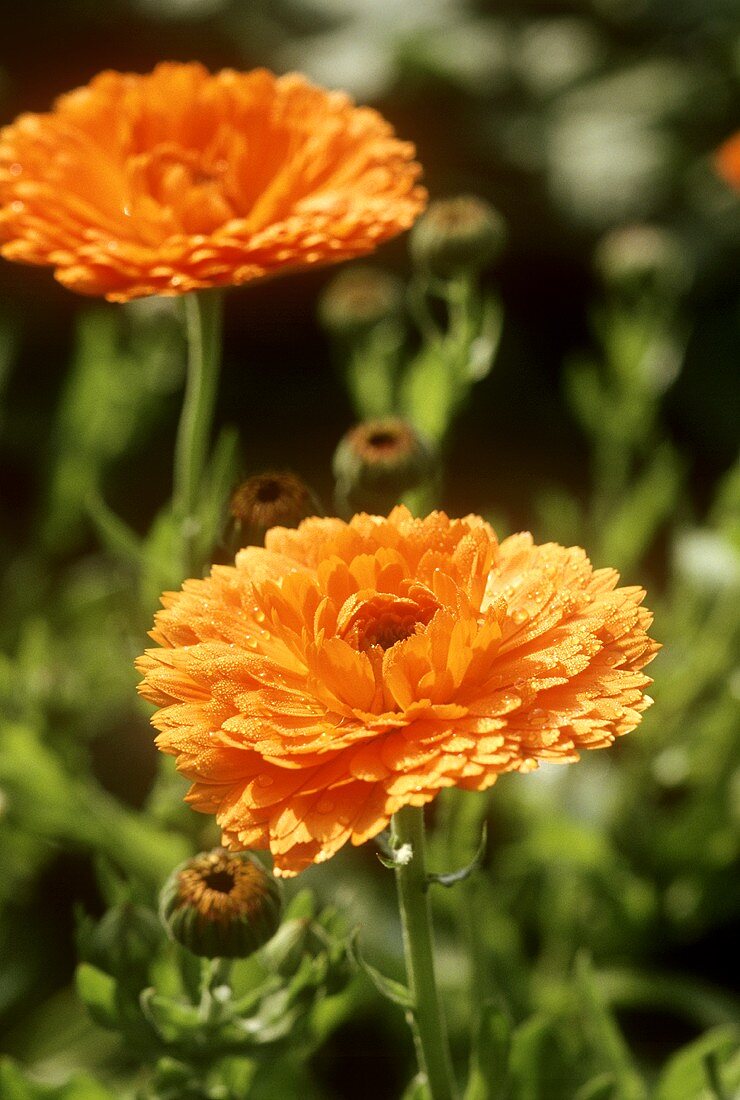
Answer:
410;195;506;277
160;849;282;959
333;418;436;514
594;224;691;299
229;471;322;548
319;264;404;338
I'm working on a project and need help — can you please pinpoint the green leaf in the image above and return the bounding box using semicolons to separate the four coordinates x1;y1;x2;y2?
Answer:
401;1073;432;1100
427;823;487;889
283;889;317;922
597;443;683;574
466;295;504;382
574;954;647;1100
348;931;413;1009
139;988;204;1043
74;964;120;1030
85;492;142;569
654;1026;740;1100
463;1002;511;1100
573;1073;618;1100
0;1059;118;1100
400;344;457;444
564;356;607;437
508;1015;572;1100
0;1059;35;1100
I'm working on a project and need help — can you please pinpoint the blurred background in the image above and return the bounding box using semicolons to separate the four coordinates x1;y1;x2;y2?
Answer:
0;1;738;1098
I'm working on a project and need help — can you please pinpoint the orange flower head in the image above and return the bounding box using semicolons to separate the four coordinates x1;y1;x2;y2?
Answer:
0;62;426;302
136;508;659;877
715;131;740;191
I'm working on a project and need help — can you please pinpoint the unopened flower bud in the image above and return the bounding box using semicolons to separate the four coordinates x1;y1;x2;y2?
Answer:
333;418;435;514
410;196;506;277
319;265;404;338
594;225;691;299
160;849;282;959
229;471;322;548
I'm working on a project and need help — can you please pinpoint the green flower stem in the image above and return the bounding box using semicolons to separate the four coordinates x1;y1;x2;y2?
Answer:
199;958;233;1026
173;289;224;576
392;805;458;1100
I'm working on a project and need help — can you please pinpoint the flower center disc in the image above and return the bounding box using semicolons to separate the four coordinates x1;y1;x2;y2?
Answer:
338;590;439;652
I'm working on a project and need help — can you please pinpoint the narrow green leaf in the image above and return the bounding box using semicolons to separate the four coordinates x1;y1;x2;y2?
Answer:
508;1015;569;1100
463;1002;511;1100
85;491;142;568
348;931;414;1009
427;823;487;889
574;953;647;1100
466;295;503;382
573;1073;617;1100
401;1073;432;1100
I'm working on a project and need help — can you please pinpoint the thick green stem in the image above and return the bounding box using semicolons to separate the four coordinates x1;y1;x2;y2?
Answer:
173;289;224;576
392;805;458;1100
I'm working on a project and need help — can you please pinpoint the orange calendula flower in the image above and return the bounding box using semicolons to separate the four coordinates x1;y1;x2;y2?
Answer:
137;508;658;876
0;62;426;302
715;131;740;190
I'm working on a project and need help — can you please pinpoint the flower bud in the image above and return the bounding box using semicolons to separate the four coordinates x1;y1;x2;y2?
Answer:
333;418;435;514
594;224;691;299
410;195;506;277
160;849;282;959
319;264;404;338
229;471;322;548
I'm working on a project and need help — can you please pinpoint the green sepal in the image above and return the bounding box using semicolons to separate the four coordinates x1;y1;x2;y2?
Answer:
427;823;487;890
349;930;413;1009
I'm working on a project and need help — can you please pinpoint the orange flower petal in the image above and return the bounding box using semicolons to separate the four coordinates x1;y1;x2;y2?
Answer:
138;510;659;875
0;63;427;300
